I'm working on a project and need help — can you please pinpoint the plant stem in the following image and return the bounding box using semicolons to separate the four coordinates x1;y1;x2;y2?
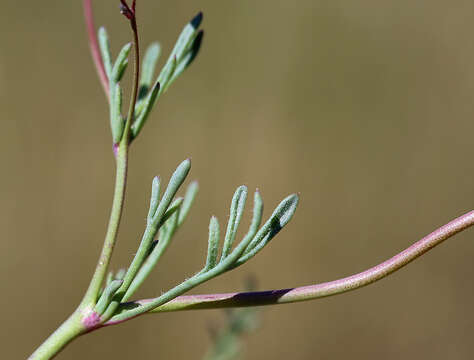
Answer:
122;210;474;314
81;143;129;306
83;0;109;98
28;312;85;360
122;2;140;141
81;1;142;308
29;4;142;357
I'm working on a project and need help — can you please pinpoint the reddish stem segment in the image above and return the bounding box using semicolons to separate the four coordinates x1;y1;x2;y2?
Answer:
83;0;110;98
120;210;474;314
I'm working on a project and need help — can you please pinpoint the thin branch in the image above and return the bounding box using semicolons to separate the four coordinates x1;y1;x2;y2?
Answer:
80;0;141;308
120;0;140;144
80;145;129;307
123;210;474;314
83;0;109;98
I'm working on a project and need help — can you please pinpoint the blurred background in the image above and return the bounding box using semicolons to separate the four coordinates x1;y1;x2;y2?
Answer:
1;0;474;359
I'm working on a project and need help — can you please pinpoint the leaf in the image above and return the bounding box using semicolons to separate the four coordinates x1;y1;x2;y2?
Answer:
220;186;248;260
138;42;161;101
123;211;180;302
236;194;299;267
115;268;127;281
159;197;183;227
151;159;191;225
147;176;161;222
158;12;203;93
110;83;124;143
167;30;204;89
178;181;199;226
130;80;160;138
98;27;112;78
240;190;264;245
205;216;220;270
172;12;203;63
157;55;177;94
111;42;132;83
95;279;123;315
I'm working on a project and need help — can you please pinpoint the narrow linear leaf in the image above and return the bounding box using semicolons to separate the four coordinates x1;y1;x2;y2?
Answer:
98;27;112;78
155;210;180;260
158;12;202;93
115;268;127;281
172;12;203;63
157;56;177;94
184;29;204;68
178;181;199;226
220;186;248;260
147;176;161;222
109;193;296;323
110;83;124;143
159;197;183;227
105;271;113;287
205;216;220;270
108;161;191;311
138;42;161;101
241;190;264;245
124;212;180;301
148;239;159;257
131;80;160;138
236;194;299;266
151;159;191;225
167;30;204;88
111;42;132;83
98;271;114;299
95;279;123;315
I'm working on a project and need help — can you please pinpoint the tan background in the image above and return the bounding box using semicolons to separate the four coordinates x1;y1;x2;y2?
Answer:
1;0;474;359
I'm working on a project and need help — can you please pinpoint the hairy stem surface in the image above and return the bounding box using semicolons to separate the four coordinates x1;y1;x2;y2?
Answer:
81;144;129;306
28;312;85;360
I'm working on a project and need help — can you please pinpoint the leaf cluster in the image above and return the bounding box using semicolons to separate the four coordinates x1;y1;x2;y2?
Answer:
98;12;204;144
95;158;298;323
86;5;298;329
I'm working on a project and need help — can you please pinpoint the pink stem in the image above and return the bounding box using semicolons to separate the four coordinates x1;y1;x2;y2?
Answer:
83;0;110;98
128;210;474;314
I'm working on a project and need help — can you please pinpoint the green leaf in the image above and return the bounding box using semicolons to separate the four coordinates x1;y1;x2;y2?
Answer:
98;27;112;78
158;12;203;93
131;80;160;138
159;197;183;227
172;12;203;63
114;268;127;281
167;30;203;89
157;56;177;94
178;181;199;226
151;159;191;225
138;42;161;101
220;186;248;260
105;271;113;287
124;211;180;302
236;194;299;266
240;190;263;245
110;83;124;143
111;42;132;83
147;176;161;222
95;279;123;315
205;216;220;270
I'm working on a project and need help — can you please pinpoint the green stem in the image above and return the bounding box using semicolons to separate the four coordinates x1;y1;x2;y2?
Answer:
81;144;129;306
28;311;85;360
29;125;130;359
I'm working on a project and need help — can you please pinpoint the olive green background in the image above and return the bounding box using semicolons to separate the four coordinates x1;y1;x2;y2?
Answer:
1;1;474;359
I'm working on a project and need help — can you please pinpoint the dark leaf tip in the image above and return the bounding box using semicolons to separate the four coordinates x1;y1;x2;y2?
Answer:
190;11;203;29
